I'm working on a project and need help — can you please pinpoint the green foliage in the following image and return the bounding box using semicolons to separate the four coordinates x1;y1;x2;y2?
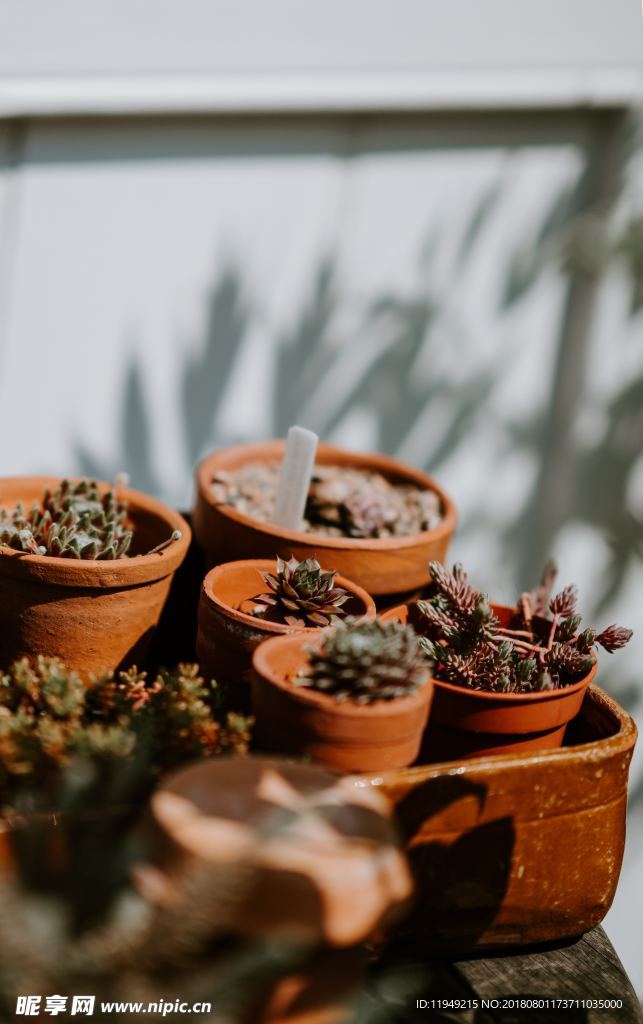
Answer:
416;560;633;694
296;618;428;703
251;556;350;627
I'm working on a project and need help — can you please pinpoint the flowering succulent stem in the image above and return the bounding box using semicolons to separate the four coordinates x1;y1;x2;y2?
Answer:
546;613;559;652
147;530;183;556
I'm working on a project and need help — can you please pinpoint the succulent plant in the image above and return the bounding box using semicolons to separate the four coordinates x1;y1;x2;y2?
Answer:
211;461;443;539
295;618;428;703
0;477;181;560
0;662;264;1021
0;478;134;559
251;555;351;627
0;760;391;1024
416;560;633;694
306;466;442;538
0;656;251;809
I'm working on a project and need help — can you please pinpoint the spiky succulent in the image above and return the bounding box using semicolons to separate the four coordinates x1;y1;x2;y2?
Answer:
251;556;350;627
0;477;182;560
295;618;428;703
0;478;133;559
415;560;633;694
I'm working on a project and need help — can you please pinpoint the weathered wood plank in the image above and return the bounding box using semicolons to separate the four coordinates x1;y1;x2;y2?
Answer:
363;928;642;1023
449;928;642;1023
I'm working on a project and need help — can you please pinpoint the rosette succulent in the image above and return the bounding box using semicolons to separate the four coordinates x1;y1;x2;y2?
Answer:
416;560;632;694
295;618;428;703
0;478;180;560
251;555;350;627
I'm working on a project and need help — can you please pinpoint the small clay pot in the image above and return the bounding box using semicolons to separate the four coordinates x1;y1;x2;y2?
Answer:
192;441;457;600
0;477;190;677
383;603;598;760
196;559;376;692
251;633;433;773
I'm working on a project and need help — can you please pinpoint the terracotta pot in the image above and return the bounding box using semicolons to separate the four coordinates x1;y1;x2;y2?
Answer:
383;602;598;760
0;477;190;677
359;685;637;951
138;757;412;948
251;633;433;773
196;559;376;693
192;441;457;599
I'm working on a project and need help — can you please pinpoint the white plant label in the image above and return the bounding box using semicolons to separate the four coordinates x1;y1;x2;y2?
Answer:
272;426;318;531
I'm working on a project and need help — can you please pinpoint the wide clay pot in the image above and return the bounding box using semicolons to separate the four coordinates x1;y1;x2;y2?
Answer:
192;441;457;600
358;686;637;952
0;477;190;677
383;602;598;760
251;632;433;773
196;559;376;693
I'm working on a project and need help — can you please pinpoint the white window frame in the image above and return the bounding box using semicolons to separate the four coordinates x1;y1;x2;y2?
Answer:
0;0;641;118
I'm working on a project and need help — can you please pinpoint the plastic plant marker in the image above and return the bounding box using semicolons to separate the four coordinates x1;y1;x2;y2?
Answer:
272;425;318;531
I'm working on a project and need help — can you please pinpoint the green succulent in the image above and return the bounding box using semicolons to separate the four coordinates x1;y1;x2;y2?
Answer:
295;618;428;703
0;478;133;559
0;477;182;560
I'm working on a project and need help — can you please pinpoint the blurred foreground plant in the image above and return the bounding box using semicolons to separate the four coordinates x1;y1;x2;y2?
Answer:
0;657;253;1019
0;656;251;812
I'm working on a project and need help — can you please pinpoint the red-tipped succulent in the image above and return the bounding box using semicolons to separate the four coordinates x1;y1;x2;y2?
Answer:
416;560;632;694
251;556;351;627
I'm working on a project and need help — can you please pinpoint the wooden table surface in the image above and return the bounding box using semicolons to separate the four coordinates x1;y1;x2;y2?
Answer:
363;928;642;1023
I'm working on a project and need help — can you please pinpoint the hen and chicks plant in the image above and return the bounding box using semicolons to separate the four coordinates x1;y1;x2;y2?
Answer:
251;556;350;627
416;560;632;693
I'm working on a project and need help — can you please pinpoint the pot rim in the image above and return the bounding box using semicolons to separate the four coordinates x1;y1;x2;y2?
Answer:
196;440;457;552
0;476;190;586
202;558;377;635
252;630;433;718
360;684;636;781
384;601;598;704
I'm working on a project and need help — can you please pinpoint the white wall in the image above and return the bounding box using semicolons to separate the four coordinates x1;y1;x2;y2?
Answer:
0;0;642;996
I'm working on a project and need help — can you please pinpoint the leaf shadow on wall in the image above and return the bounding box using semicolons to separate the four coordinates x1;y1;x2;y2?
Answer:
73;164;641;740
74;264;251;492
